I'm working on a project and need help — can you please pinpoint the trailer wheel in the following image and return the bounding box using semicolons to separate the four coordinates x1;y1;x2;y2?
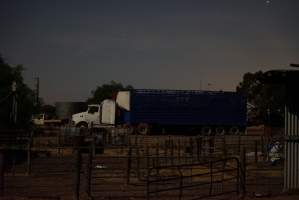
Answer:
137;123;149;135
201;127;212;136
229;126;239;135
123;124;134;135
215;127;225;135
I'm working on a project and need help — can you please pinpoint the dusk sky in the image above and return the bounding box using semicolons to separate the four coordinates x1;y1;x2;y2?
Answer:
1;0;298;104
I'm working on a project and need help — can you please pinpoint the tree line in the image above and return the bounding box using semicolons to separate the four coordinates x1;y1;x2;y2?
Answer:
0;54;285;128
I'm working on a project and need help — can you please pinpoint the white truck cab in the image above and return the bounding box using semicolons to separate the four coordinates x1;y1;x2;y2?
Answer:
71;100;116;128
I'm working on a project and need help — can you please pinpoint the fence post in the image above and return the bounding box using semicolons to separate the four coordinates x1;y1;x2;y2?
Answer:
261;136;265;161
209;136;215;154
179;169;183;200
146;145;150;172
126;147;132;184
90;124;96;157
57;127;61;156
171;139;174;165
190;138;194;164
240;147;246;197
27;133;32;175
146;164;150;200
134;135;138;146
73;147;81;200
209;161;213;196
178;139;181;164
136;147;141;180
0;151;4;197
255;140;258;164
197;137;202;161
164;140;168;166
238;134;241;154
86;145;93;197
156;143;160;167
223;136;227;158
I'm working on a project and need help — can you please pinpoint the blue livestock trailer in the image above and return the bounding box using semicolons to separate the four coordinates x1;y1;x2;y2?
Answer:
116;89;247;135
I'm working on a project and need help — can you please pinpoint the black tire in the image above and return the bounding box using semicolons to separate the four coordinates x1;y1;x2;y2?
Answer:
76;122;88;129
137;123;149;135
215;127;225;135
229;126;239;135
123;124;134;135
201;126;212;136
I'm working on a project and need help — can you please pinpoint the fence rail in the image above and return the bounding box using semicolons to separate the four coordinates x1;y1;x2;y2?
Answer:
0;127;284;199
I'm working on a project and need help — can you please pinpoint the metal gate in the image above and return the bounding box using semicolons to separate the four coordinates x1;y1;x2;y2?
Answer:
147;157;241;200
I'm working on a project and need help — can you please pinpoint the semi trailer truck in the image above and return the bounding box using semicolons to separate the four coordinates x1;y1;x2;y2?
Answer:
72;89;247;135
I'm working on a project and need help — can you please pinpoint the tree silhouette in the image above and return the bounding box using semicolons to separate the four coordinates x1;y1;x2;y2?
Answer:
0;54;36;128
237;71;285;126
87;81;133;103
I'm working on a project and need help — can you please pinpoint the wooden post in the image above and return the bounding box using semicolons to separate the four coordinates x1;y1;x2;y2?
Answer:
240;147;246;196
170;139;174;165
185;140;189;164
57;128;61;156
164;140;168;166
190;138;194;164
179;170;183;200
209;161;213;196
146;145;150;171
134;135;138;146
27;136;32;175
107;131;111;145
197;137;202;161
223;136;227;158
73;148;81;200
178;139;181;164
128;135;131;147
136;148;141;180
86;146;93;197
238;134;241;154
209;136;214;154
261;136;265;161
156;143;160;168
91;129;96;157
0;151;4;197
126;147;132;184
254;140;258;164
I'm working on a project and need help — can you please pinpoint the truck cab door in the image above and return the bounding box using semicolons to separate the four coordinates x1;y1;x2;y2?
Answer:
87;105;100;126
101;100;116;125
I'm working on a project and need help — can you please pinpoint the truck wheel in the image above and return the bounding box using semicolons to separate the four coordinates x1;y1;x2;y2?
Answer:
229;126;239;135
137;123;149;135
201;127;212;136
123;124;134;134
76;122;88;129
216;127;225;135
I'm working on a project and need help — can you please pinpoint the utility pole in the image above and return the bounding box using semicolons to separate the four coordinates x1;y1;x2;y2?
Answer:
11;81;17;125
35;77;40;106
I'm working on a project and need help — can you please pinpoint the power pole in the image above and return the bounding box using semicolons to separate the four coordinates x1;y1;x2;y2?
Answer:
11;81;17;125
35;77;40;106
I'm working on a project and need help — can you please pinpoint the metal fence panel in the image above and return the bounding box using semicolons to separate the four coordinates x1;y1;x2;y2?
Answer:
284;99;299;190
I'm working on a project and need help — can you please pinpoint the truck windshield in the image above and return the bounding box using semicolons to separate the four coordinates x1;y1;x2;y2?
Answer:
88;106;98;114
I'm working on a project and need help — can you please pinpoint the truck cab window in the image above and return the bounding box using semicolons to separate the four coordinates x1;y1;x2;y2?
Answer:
88;106;98;114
